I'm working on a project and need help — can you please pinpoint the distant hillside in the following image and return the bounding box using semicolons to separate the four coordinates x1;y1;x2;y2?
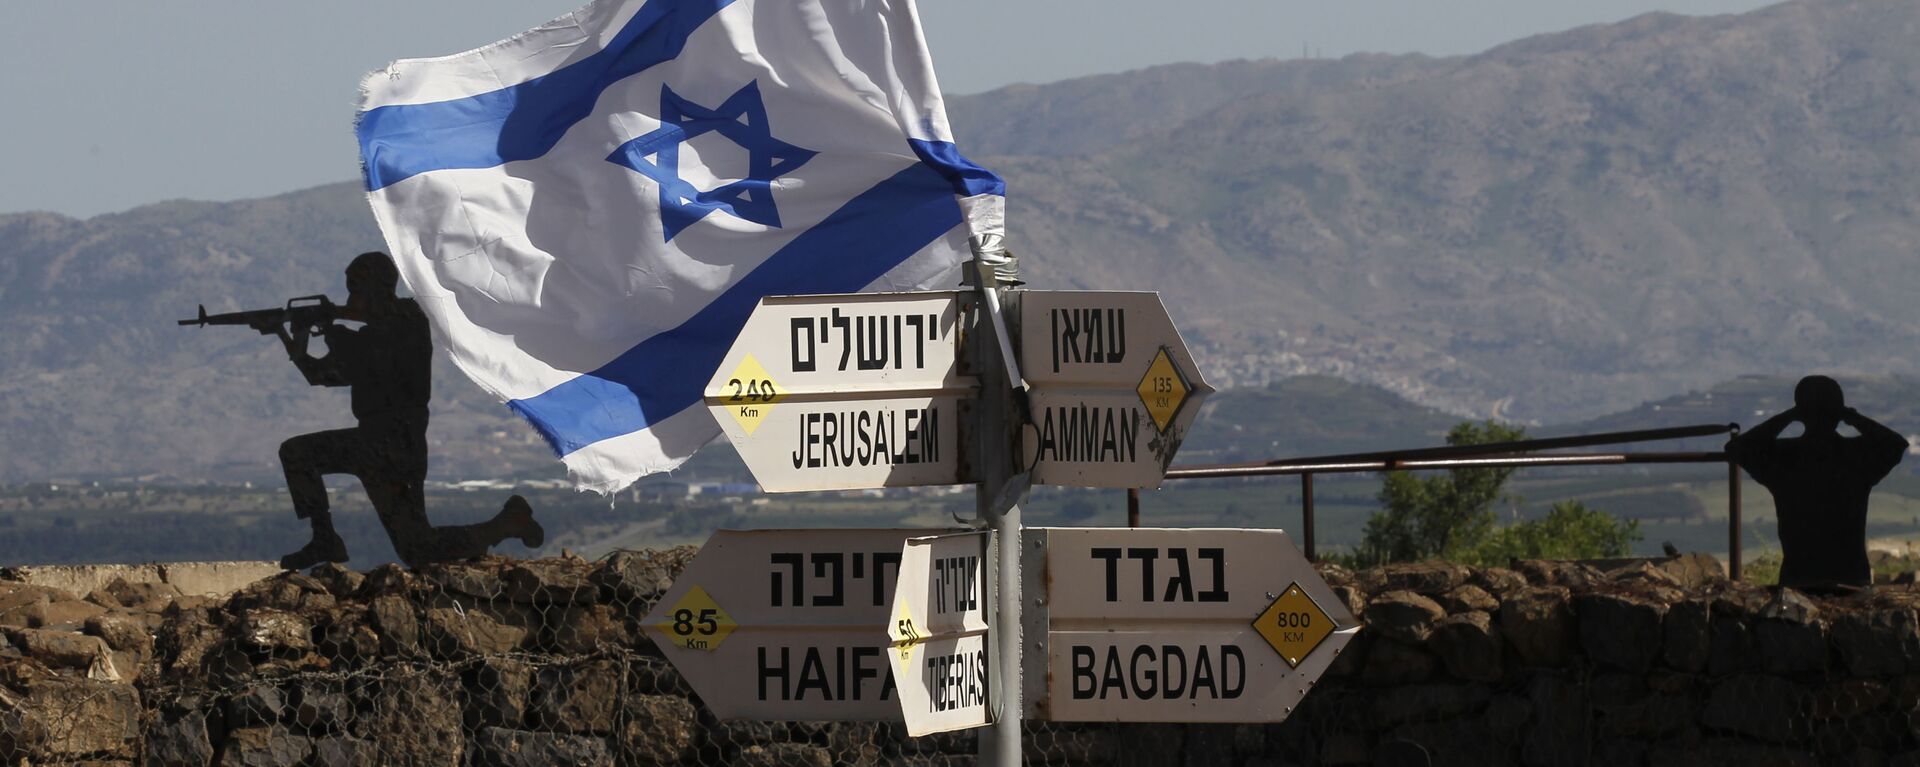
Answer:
6;0;1920;482
951;0;1920;420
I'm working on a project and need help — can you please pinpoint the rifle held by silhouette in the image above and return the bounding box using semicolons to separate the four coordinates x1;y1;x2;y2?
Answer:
177;295;340;335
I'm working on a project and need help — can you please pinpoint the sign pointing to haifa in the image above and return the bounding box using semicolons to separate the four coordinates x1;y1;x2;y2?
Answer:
644;529;959;721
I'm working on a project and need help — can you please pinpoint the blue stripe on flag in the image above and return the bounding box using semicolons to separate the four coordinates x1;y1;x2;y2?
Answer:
908;139;1006;197
507;161;964;456
358;0;736;192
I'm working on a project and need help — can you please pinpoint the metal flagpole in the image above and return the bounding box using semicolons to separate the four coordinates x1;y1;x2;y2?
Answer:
969;258;1026;767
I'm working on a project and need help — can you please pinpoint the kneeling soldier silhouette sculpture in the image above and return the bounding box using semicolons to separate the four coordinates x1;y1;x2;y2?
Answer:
1726;376;1908;590
182;252;543;569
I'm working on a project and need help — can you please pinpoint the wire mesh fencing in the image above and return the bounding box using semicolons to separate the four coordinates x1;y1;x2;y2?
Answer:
4;550;1920;765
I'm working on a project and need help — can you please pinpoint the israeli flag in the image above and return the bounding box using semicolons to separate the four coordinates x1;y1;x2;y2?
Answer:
357;0;1004;491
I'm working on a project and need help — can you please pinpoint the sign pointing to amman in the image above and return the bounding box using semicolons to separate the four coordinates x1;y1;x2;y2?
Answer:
1019;291;1213;489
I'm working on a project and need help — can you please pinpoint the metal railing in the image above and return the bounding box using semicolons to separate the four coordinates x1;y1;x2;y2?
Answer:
1129;423;1748;578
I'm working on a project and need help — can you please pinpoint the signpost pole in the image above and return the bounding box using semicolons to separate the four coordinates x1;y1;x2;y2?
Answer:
970;265;1024;767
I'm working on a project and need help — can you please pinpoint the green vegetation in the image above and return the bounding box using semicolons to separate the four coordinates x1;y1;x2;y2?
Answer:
1469;501;1640;565
1346;421;1524;566
1339;421;1642;568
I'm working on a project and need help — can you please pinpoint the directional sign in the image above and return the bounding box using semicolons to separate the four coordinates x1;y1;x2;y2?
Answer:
1024;528;1358;723
645;529;958;721
886;531;992;735
1018;291;1213;488
707;292;975;492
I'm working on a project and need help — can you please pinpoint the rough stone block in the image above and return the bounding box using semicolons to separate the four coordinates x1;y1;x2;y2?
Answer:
1428;611;1502;682
1523;674;1588;767
227;685;287;728
1472;568;1528;599
220;726;311;767
95;578;181;613
531;660;623;734
1380;562;1471;596
363;668;465;767
1436;585;1499;615
1833;608;1920;677
1663;598;1710;672
8;677;140;759
1360;638;1436;686
368;595;423;657
1807;678;1889;720
144;707;214;767
1365;590;1446;643
1648;738;1816;767
237;609;312;653
617;694;698;767
472;727;613;767
592;550;679;606
1371;683;1491;726
1755;618;1828;675
504;560;598;605
309;735;375;767
292;686;352;733
305;563;365;599
1386;719;1503;767
1499;587;1573;667
1485;694;1532;734
86;612;153;662
734;743;833;767
26;598;109;631
1702;673;1807;744
468;658;533;728
1598;691;1695;739
424;606;528;659
544;603;628;655
1574;592;1666;671
12;627;121;678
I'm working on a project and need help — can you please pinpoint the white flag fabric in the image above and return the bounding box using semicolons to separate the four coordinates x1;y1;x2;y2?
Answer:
357;0;1004;492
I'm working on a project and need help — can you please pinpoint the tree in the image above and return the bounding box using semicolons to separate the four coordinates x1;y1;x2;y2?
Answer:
1345;420;1644;568
1354;420;1525;565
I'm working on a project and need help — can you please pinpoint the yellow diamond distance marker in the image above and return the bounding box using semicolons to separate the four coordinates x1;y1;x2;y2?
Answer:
889;599;922;675
653;585;738;652
721;354;785;436
1135;347;1191;433
1254;582;1335;669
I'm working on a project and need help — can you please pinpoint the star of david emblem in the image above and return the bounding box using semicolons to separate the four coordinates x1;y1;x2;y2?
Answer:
608;81;817;241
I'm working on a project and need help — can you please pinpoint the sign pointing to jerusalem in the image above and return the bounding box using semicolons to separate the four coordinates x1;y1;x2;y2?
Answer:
1026;528;1357;723
706;292;975;492
1019;291;1213;488
645;529;958;721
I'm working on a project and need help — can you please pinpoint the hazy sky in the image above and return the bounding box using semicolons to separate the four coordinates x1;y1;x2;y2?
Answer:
1;0;1777;218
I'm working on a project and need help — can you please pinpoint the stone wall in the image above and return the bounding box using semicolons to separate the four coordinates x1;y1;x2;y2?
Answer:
3;550;1919;766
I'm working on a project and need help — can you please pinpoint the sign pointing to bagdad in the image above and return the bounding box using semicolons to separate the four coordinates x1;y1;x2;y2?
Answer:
1023;528;1358;723
706;292;975;492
